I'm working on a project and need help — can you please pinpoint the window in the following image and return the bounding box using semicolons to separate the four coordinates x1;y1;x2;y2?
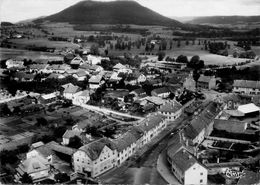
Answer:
200;172;203;175
200;179;203;183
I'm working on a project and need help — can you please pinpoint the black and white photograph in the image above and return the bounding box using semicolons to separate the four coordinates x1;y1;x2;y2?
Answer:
0;0;259;184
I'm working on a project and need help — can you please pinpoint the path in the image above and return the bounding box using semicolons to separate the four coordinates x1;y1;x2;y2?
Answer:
157;150;180;185
73;102;145;120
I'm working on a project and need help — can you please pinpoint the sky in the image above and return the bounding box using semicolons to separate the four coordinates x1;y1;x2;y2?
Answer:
0;0;260;23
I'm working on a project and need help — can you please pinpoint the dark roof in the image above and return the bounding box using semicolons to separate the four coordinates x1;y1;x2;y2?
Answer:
137;113;166;132
79;138;115;160
233;80;260;89
159;100;182;113
170;149;199;174
151;87;171;95
112;131;137;152
62;83;80;94
198;75;213;83
184;102;221;140
130;88;145;95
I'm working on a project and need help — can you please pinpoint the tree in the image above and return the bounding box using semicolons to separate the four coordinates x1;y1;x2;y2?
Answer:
68;136;82;149
90;44;99;55
176;55;188;63
157;51;166;61
20;173;33;183
36;117;48;127
193;70;200;84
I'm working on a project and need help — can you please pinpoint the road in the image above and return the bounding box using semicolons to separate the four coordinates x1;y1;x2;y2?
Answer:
73;102;145;120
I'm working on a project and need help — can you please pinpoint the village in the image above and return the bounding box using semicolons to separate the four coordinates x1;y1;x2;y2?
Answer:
0;37;259;184
0;2;260;183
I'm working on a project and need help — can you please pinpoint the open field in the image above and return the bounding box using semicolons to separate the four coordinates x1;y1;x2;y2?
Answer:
8;38;79;50
0;47;63;61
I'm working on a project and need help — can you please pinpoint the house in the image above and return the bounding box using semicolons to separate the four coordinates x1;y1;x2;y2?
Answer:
113;63;132;73
6;59;24;69
109;72;123;82
89;75;103;89
233;80;260;95
72;90;93;105
46;73;65;80
158;100;182;121
104;90;129;102
72;70;88;81
184;102;221;145
145;78;163;87
167;148;207;185
136;113;167;146
70;56;84;67
29;64;49;73
130;88;146;100
151;87;172;98
46;64;71;74
237;103;260;116
38;92;58;105
79;63;103;74
73;138;117;177
112;131;138;166
15;154;50;183
62;129;82;145
86;55;109;65
62;83;80;99
197;75;218;90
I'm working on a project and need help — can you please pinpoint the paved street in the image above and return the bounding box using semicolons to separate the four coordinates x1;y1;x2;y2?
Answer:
157;150;181;185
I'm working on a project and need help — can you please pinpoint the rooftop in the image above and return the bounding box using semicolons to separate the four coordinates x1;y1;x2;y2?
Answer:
159;100;182;113
233;80;260;89
237;103;260;114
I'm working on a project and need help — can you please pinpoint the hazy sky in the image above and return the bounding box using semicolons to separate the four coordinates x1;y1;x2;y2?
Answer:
1;0;260;23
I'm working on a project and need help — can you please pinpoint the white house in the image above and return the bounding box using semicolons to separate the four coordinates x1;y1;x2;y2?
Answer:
62;83;80;99
87;55;109;65
89;75;103;89
113;63;132;73
168;148;208;185
73;138;117;177
72;70;88;81
62;129;82;145
233;80;260;95
6;59;24;69
16;154;50;183
112;132;137;166
159;100;183;121
70;56;84;66
72;90;93;105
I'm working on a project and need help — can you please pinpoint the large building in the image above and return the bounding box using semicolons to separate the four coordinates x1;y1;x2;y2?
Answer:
158;100;183;121
197;75;218;90
73;138;117;177
73;113;168;178
233;80;260;95
183;102;222;145
167;134;207;185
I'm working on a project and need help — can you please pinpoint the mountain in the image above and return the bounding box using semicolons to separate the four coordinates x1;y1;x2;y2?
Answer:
187;16;260;24
36;0;183;27
1;22;14;26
